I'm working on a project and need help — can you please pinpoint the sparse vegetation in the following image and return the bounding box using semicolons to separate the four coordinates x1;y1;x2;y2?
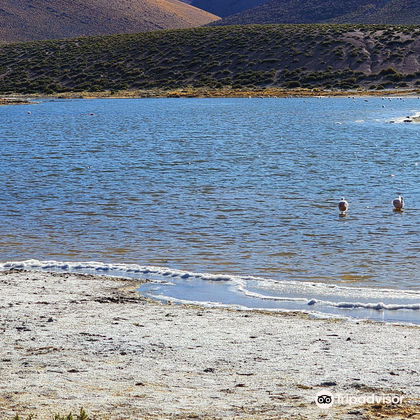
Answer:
13;408;89;420
0;24;419;94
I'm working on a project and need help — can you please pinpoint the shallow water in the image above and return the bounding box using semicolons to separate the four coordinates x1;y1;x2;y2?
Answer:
0;97;419;321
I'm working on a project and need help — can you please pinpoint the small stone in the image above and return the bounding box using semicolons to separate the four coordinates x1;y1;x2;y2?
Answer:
348;410;363;415
320;381;337;387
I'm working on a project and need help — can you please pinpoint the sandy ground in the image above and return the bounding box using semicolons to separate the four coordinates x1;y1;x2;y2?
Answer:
0;98;32;105
2;87;420;104
0;269;419;419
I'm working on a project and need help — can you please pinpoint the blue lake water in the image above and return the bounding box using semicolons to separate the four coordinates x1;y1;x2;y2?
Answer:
1;97;419;322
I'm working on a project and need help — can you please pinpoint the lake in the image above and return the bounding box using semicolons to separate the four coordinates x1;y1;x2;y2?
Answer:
1;97;419;322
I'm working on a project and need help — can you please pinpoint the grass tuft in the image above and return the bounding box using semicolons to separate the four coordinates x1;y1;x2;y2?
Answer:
13;408;89;420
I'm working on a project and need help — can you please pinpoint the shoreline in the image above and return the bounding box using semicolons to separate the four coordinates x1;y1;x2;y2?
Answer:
1;269;419;419
0;97;33;105
1;87;420;103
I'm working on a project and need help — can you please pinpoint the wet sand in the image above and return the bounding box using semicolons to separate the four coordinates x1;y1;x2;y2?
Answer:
0;269;419;419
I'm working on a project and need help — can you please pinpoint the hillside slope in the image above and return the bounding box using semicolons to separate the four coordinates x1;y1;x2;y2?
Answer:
0;0;219;42
330;0;420;24
0;25;419;94
181;0;267;18
214;0;420;25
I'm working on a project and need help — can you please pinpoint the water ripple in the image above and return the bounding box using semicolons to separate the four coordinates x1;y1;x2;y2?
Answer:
0;97;419;290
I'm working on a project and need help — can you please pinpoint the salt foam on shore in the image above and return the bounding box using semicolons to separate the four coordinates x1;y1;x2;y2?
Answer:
2;259;419;324
389;111;420;123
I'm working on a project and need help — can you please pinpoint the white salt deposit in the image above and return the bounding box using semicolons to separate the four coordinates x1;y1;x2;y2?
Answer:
2;259;419;324
0;269;418;419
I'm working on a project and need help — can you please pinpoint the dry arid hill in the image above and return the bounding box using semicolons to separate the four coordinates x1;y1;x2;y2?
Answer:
330;0;420;24
0;0;219;42
180;0;267;17
213;0;420;25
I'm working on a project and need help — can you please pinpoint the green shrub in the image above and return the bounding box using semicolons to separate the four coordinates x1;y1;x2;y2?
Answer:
1;24;418;93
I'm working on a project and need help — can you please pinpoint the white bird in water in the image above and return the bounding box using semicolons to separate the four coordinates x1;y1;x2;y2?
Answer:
338;197;349;215
392;195;404;211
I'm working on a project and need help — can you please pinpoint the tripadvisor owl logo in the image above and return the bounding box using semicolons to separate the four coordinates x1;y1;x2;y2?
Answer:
315;390;404;409
315;390;334;409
